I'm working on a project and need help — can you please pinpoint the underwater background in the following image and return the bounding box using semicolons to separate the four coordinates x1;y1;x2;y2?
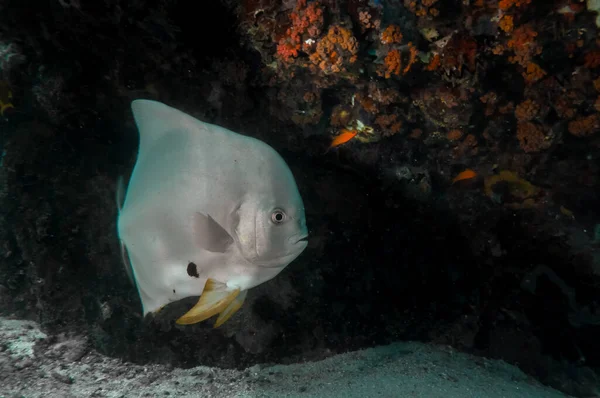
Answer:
1;0;600;396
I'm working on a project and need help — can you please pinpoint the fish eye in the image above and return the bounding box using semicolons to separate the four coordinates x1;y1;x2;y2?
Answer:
271;209;287;224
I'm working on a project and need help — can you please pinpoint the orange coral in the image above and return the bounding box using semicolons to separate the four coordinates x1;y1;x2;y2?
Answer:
499;101;515;114
330;105;352;127
303;91;317;102
358;9;380;31
480;92;498;104
403;43;418;74
356;93;378;113
594;77;600;92
499;15;514;33
515;99;540;121
568;114;600;137
440;33;477;73
507;25;537;50
584;50;600;69
447;129;464;141
359;10;372;27
375;114;402;136
463;134;477;146
405;0;439;16
275;0;324;63
554;96;577;119
453;134;478;158
439;90;459;108
309;25;358;74
507;25;541;67
380;49;401;78
522;62;546;84
480;92;498;116
291;0;324;37
368;83;400;105
277;42;300;63
381;25;403;44
517;121;548;152
492;44;505;55
326;25;357;50
410;128;423;139
426;53;440;71
499;0;531;10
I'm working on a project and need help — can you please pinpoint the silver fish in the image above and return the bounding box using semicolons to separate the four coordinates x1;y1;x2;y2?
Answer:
116;100;308;327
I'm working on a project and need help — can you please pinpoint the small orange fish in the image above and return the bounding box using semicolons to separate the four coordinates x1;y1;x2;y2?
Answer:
452;169;477;184
329;129;358;149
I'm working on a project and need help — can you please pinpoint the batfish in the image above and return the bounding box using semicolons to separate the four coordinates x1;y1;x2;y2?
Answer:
116;99;308;327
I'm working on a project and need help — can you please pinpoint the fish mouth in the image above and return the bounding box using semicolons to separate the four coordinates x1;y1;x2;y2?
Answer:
296;236;309;244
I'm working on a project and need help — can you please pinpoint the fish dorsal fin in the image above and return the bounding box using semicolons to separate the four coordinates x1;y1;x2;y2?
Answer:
115;175;125;212
131;99;210;152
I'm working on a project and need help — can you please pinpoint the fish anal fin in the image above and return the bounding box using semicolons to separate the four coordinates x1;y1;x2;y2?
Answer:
175;278;240;325
192;212;234;253
116;175;135;285
214;289;247;328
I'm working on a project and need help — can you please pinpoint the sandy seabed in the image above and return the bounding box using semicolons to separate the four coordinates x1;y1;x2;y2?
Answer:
0;317;570;398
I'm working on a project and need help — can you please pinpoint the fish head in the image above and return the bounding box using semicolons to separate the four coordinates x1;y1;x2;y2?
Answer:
234;164;308;269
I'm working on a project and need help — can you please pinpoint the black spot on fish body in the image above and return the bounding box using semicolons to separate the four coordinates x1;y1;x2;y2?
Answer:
187;262;200;278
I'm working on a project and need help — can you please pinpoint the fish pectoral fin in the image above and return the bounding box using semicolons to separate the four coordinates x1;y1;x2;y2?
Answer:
214;289;247;328
192;212;234;253
176;278;240;325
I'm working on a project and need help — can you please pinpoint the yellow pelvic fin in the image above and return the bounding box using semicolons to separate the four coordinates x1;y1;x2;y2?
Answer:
0;102;14;116
214;289;247;328
176;278;240;325
153;304;166;314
